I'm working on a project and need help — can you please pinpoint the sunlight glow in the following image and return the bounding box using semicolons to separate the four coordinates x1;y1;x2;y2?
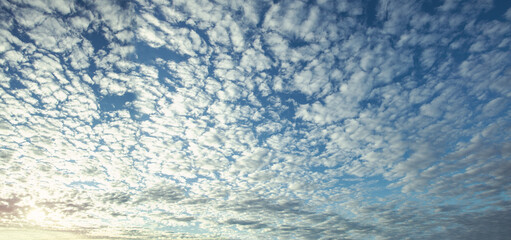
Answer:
26;208;46;222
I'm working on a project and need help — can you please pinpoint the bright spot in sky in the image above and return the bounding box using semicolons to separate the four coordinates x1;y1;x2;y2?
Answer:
26;208;46;222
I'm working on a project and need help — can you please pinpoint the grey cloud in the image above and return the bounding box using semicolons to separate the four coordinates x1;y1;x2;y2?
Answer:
213;195;381;239
170;216;195;222
38;201;92;215
0;196;25;217
102;192;131;205
218;197;310;216
428;209;511;240
224;218;262;226
136;184;186;203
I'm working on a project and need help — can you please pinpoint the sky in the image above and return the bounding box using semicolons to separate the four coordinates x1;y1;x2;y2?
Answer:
0;0;510;239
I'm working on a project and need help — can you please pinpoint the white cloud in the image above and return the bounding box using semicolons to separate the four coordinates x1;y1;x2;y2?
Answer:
240;48;272;72
506;8;511;20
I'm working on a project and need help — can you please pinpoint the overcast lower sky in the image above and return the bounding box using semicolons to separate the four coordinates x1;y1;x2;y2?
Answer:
1;0;510;239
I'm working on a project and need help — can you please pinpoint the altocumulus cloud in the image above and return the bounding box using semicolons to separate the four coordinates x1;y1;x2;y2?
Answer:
1;0;511;239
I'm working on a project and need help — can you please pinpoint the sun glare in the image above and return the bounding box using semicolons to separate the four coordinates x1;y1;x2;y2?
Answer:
26;208;46;222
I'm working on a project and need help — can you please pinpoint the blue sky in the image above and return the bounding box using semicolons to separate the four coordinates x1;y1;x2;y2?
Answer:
0;0;510;239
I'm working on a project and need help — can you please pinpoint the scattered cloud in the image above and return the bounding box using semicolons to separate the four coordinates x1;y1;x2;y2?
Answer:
1;0;510;239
